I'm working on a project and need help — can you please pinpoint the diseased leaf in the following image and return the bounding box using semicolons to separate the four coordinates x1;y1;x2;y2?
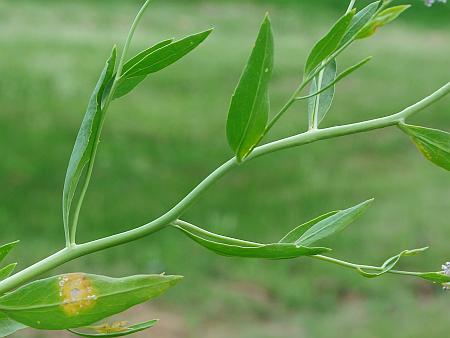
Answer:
62;47;117;242
0;241;19;264
304;10;354;77
399;123;450;171
339;1;380;46
0;273;182;330
0;312;27;338
0;264;17;281
175;222;330;259
68;319;158;337
357;5;410;39
357;247;428;278
226;14;274;161
308;59;337;129
297;199;373;246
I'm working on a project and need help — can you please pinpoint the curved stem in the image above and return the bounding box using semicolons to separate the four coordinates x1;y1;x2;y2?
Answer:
0;82;448;294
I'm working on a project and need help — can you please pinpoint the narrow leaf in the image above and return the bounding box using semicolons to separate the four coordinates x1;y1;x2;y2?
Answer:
339;1;380;46
68;319;158;337
0;241;19;264
308;59;337;129
0;264;17;281
304;10;355;77
0;313;27;338
357;5;410;39
226;14;273;161
175;223;330;259
62;47;117;242
297;199;373;246
0;273;182;330
399;123;450;171
418;272;450;284
279;211;339;244
357;247;428;278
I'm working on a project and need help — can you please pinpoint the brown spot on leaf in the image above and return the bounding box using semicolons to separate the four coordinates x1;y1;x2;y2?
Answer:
58;273;97;316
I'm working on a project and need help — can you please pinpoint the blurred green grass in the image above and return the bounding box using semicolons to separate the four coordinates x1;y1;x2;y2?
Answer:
0;0;449;337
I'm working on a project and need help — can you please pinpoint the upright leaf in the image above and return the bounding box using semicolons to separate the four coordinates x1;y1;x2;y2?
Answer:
68;319;158;337
0;313;27;338
357;5;410;39
308;59;337;129
297;199;373;246
0;264;17;281
339;1;380;46
226;15;274;161
0;273;182;330
62;47;117;242
399;124;450;171
0;241;19;264
304;10;354;77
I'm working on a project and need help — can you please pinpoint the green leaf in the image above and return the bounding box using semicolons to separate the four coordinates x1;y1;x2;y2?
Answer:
357;247;429;278
175;222;330;259
226;14;274;162
339;1;380;47
0;273;182;330
399;123;450;171
0;313;27;338
0;241;19;264
418;272;450;284
308;59;337;129
357;5;410;39
113;38;173;99
68;319;158;337
0;264;17;281
296;199;373;246
118;29;211;81
304;10;355;77
279;211;339;244
62;47;117;242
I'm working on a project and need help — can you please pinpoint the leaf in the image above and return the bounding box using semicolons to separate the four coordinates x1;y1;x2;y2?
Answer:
62;47;117;242
357;247;429;278
308;59;337;129
297;56;372;101
304;10;355;77
175;222;330;259
113;38;173;99
118;29;212;79
339;1;380;47
357;5;410;39
0;312;27;338
0;273;182;330
0;264;17;281
418;272;450;284
0;241;19;264
399;123;450;171
68;319;158;337
226;14;274;161
296;199;373;246
278;211;339;244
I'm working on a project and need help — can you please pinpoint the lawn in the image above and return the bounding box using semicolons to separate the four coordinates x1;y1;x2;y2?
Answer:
0;0;449;337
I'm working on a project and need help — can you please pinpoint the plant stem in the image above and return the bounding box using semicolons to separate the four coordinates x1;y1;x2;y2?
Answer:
69;0;152;245
346;0;357;14
0;82;448;295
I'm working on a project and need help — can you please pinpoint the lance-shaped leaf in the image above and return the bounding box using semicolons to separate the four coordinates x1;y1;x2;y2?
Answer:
226;14;274;162
308;59;337;129
304;10;354;77
114;29;212;99
0;313;27;338
62;47;117;242
418;272;450;284
357;247;429;278
0;273;182;330
174;221;330;259
0;264;17;281
357;5;410;39
296;199;373;246
68;319;158;337
0;241;19;264
399;123;450;171
339;1;380;47
113;39;173;99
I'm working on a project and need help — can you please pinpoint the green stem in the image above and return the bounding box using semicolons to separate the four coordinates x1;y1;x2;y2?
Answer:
0;82;447;295
69;0;152;245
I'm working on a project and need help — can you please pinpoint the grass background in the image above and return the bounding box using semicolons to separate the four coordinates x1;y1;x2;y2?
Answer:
0;0;449;337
